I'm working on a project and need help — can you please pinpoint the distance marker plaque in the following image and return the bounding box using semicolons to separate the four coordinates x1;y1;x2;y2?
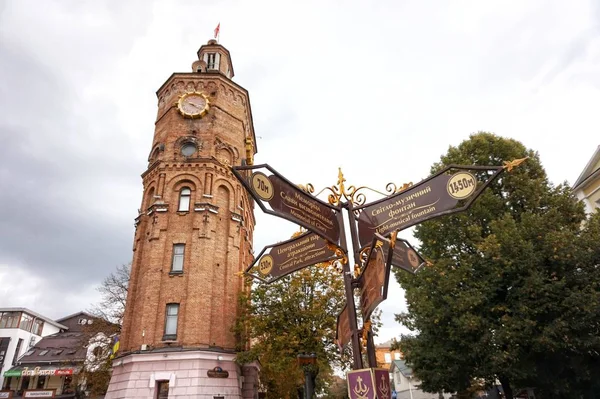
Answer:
356;165;506;247
246;232;342;283
233;164;343;246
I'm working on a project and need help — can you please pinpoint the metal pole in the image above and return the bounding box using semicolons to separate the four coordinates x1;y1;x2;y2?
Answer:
345;201;378;368
337;207;363;369
366;327;377;368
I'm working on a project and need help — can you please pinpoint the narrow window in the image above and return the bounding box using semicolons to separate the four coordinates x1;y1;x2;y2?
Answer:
32;319;44;336
394;352;401;360
36;375;46;389
13;338;23;365
156;380;169;399
178;187;191;212
171;244;185;273
163;304;179;340
207;53;216;69
384;352;392;363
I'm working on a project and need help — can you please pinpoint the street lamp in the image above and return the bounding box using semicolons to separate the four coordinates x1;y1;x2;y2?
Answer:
297;353;318;399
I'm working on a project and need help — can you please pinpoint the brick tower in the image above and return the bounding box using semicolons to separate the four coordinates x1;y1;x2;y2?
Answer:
106;40;259;399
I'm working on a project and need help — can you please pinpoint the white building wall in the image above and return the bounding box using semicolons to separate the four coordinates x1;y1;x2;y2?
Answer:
0;319;62;388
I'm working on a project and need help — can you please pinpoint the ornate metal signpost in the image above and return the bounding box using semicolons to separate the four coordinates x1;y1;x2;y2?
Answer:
232;158;526;399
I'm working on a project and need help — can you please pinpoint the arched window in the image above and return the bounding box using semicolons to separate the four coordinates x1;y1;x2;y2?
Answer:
146;187;155;209
178;187;191;212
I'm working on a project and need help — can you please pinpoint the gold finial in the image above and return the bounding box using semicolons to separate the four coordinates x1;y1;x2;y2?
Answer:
503;157;528;172
390;231;398;249
245;137;254;166
361;320;371;348
337;167;346;193
353;264;361;278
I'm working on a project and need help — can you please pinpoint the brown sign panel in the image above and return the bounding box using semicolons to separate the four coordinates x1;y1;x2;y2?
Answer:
359;237;392;321
356;165;506;247
246;232;342;283
336;304;352;352
232;164;342;245
389;237;425;274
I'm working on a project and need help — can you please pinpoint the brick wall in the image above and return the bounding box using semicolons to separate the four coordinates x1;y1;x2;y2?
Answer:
120;44;256;353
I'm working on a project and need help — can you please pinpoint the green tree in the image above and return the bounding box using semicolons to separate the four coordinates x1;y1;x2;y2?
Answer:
394;133;600;398
235;263;350;399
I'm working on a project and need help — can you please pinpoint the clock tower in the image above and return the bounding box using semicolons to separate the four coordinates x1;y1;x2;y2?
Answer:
106;40;259;399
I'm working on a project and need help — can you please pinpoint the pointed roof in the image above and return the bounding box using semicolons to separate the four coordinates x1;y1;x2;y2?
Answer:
390;359;413;377
573;145;600;190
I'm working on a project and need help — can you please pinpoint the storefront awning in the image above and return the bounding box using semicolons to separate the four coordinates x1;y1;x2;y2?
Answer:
4;365;81;377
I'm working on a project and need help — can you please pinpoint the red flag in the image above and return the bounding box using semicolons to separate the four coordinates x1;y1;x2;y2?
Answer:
214;23;220;39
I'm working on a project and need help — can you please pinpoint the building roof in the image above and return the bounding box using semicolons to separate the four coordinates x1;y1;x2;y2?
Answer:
376;339;395;348
0;307;67;330
55;311;96;324
17;332;88;364
391;359;413;378
574;145;600;190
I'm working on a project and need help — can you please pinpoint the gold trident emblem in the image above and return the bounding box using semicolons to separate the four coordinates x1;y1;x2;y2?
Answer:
379;374;390;397
353;376;370;399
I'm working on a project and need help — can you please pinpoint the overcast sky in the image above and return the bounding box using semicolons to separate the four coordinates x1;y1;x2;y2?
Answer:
0;0;598;344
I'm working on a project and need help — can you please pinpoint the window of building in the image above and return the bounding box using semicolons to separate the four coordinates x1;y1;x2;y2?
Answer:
39;350;49;356
207;53;219;70
62;375;74;395
78;318;88;325
19;313;34;332
32;319;44;336
52;349;64;356
13;338;23;365
163;303;179;340
394;352;401;360
384;352;392;363
22;376;31;391
180;142;196;157
178;187;191;212
0;311;20;328
156;380;169;399
171;244;185;273
36;375;46;389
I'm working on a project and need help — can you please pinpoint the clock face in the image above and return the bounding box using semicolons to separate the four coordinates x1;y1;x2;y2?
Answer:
177;92;209;118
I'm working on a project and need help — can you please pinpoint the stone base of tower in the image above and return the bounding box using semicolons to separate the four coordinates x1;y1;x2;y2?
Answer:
105;349;260;399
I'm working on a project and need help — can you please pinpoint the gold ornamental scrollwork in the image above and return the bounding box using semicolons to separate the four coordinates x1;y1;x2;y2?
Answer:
302;168;415;209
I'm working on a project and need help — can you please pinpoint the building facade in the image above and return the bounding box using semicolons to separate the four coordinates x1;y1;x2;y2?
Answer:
2;311;116;397
375;339;403;369
106;40;259;399
573;145;600;215
390;360;452;399
0;308;66;389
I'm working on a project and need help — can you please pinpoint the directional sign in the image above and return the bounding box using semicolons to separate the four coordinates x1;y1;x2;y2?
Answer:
356;165;506;247
388;235;425;274
232;164;342;245
246;232;342;283
336;304;352;352
347;369;377;399
358;236;392;321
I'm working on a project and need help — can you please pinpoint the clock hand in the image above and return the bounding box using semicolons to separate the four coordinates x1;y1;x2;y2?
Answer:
188;102;204;109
